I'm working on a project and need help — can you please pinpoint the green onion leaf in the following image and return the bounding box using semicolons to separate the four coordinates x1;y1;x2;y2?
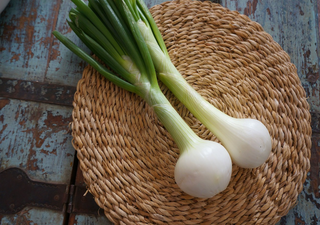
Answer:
81;32;136;83
123;0;139;21
88;0;121;45
69;9;125;67
136;0;169;57
52;31;138;93
121;1;157;86
98;0;147;77
71;0;124;56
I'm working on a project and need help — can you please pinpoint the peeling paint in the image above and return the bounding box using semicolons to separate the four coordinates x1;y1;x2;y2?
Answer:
0;99;10;109
0;0;83;83
10;53;21;63
0;207;65;225
40;149;57;156
0;78;76;106
68;214;113;225
0;98;74;183
306;65;319;84
0;97;75;223
296;3;305;16
266;8;271;16
243;0;259;17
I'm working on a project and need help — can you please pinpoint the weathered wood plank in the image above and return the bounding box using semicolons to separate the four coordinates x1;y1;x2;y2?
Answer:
68;215;112;225
0;78;76;106
0;98;75;224
0;0;88;86
0;98;74;182
45;0;90;86
0;0;61;81
0;208;66;225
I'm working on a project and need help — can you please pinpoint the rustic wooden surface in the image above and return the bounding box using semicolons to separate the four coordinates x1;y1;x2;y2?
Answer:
0;1;110;224
0;0;319;224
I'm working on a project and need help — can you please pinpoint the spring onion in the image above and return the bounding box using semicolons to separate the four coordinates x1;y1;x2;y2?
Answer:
131;0;272;169
53;0;232;198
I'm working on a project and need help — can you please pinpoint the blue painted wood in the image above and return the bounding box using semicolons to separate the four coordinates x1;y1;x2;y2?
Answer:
0;0;89;86
0;1;86;223
0;98;74;182
0;208;65;225
69;215;113;225
0;98;75;224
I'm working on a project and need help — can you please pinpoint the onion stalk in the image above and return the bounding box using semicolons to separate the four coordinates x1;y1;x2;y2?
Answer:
131;0;272;168
53;0;232;198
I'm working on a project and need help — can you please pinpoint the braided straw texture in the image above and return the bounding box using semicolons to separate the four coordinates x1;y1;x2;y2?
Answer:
71;1;312;224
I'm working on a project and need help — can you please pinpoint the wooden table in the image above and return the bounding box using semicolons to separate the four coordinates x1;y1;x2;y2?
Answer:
0;0;319;224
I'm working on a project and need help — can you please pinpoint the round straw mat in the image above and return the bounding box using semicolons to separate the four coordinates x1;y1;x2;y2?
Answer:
71;1;312;224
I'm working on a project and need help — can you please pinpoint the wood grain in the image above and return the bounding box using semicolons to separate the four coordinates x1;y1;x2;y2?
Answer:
0;0;88;86
0;98;74;224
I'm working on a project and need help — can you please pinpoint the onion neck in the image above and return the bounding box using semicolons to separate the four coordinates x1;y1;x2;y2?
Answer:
137;20;231;145
158;70;229;138
144;85;201;152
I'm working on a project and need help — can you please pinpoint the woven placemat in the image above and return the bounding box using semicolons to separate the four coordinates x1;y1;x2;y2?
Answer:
71;1;312;224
